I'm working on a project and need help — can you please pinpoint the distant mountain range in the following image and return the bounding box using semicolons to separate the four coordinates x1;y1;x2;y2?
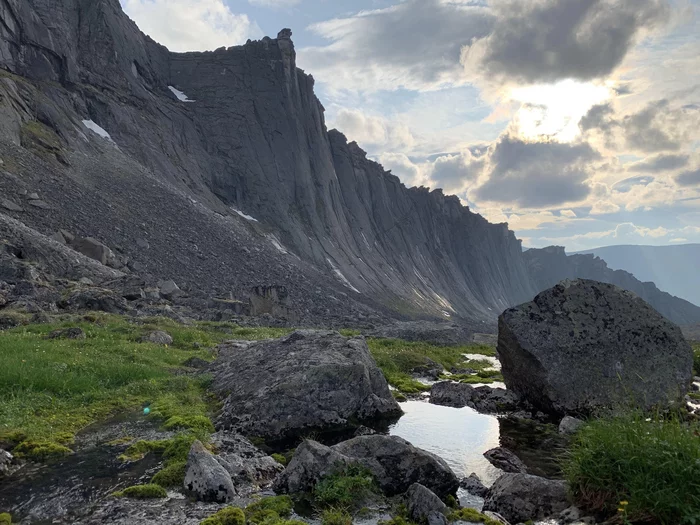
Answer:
573;244;700;307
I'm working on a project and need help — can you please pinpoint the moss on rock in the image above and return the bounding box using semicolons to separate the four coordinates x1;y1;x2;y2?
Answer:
113;484;167;499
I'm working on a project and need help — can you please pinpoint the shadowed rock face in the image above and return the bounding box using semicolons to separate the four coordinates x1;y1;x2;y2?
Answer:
1;0;699;325
498;279;694;416
211;331;402;441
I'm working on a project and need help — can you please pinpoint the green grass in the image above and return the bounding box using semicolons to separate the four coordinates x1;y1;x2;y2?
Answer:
321;508;352;525
245;496;294;525
113;484;167;499
563;412;700;525
0;512;12;525
366;338;496;394
313;464;379;509
271;453;287;465
0;314;286;460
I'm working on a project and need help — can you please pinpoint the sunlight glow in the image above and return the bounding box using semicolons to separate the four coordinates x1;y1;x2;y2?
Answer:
510;80;612;143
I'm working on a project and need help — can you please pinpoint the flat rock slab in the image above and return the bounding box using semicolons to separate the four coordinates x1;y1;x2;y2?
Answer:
498;279;693;416
211;330;402;441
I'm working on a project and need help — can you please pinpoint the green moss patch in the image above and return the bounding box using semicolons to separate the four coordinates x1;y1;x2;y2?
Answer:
11;439;73;460
151;459;187;488
271;453;287;465
113;484;167;499
200;507;246;525
0;512;12;525
448;508;501;525
367;337;496;394
163;415;215;433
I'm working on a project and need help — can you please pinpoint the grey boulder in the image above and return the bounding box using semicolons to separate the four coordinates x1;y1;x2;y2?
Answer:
483;473;569;524
406;483;448;523
211;331;402;441
183;440;235;503
158;280;183;300
459;473;489;498
275;435;458;498
483;447;527;474
498;279;694;416
142;330;173;345
558;416;585;435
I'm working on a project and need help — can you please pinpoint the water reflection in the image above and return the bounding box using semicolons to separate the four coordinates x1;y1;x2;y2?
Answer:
389;401;501;484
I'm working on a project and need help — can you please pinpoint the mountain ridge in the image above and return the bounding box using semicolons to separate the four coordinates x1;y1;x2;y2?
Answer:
0;0;698;326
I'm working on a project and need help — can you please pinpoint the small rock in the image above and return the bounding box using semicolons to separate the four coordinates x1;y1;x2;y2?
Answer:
59;289;129;314
483;511;510;524
47;327;86;340
50;231;67;244
184;440;235;503
353;425;377;437
559;416;585;435
27;192;40;200
70;237;112;266
483;473;569;524
427;511;449;525
1;198;24;212
1;448;15;476
483;447;527;474
559;506;591;524
183;357;210;369
79;277;94;286
136;238;150;250
459;473;489;497
406;483;448;523
159;280;183;300
142;330;173;345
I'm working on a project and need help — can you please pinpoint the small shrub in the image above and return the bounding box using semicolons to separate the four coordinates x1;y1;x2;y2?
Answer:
246;496;294;524
113;484;167;499
563;413;700;524
271;453;287;465
321;508;352;525
200;507;246;525
448;508;501;524
392;391;408;402
151;460;187;488
313;464;378;508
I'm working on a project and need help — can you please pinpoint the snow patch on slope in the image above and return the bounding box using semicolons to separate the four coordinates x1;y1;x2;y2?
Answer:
168;86;196;102
82;120;114;142
327;258;360;293
232;208;258;222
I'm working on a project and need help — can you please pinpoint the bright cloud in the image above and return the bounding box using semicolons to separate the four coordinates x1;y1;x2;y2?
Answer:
121;0;261;52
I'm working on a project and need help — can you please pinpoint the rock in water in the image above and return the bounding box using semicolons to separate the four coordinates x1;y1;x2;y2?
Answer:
211;331;402;441
483;447;528;474
459;473;489;497
483;473;569;524
184;440;235;503
498;279;693;416
274;435;458;498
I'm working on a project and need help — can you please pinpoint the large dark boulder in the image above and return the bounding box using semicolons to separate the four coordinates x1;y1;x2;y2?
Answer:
498;279;694;416
274;435;459;498
430;382;519;413
211;331;402;441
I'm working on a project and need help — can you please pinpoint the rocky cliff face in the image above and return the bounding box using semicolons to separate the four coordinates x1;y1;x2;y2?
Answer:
1;0;698;326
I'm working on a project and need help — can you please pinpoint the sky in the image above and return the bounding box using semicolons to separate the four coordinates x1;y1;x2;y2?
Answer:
120;0;700;251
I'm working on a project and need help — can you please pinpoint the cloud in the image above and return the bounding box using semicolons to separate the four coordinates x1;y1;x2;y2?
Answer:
332;109;414;151
581;100;700;153
121;0;261;52
473;135;599;208
560;210;577;218
299;0;494;92
430;151;484;193
461;0;670;85
676;168;700;186
376;153;426;187
248;0;300;7
628;154;689;172
589;200;621;215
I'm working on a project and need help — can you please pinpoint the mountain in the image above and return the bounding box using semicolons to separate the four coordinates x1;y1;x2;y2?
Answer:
0;0;698;327
574;244;700;307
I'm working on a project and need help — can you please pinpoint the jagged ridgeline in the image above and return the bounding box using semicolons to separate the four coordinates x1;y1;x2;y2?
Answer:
1;0;699;326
